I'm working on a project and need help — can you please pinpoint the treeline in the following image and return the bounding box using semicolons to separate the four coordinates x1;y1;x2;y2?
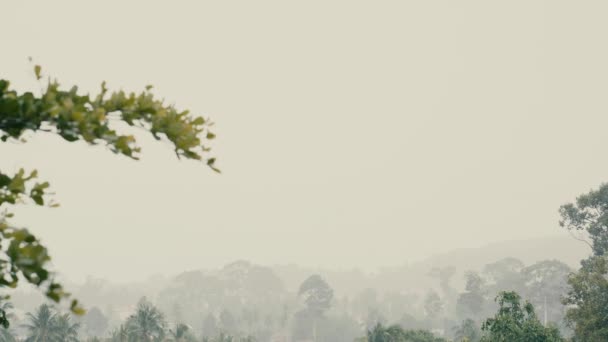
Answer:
2;184;608;341
0;258;588;341
0;288;571;341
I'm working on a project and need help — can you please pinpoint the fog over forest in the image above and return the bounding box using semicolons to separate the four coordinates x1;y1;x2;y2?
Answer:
2;1;608;341
5;236;590;341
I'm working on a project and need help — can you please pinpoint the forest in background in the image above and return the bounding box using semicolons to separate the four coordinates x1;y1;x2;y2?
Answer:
1;235;590;341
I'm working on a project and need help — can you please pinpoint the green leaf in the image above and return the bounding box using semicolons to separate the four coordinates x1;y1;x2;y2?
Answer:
34;65;42;80
192;117;206;125
70;299;86;315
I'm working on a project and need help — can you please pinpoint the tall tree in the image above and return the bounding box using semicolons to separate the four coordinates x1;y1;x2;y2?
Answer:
23;304;56;342
521;260;570;327
296;274;333;342
456;271;487;321
0;65;217;314
298;275;333;316
560;184;608;340
52;313;80;342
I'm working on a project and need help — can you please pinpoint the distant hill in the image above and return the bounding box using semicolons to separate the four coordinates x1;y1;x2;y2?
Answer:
272;235;590;297
413;235;588;270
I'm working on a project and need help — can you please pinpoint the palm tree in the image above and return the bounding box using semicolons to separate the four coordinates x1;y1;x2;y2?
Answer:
110;324;129;342
52;313;80;342
23;304;56;342
0;330;15;342
125;299;166;342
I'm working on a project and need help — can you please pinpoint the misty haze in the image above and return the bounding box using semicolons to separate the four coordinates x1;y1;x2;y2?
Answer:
1;1;607;341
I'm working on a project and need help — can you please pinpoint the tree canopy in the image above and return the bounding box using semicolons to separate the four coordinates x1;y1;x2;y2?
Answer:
559;183;608;256
298;274;333;316
480;291;562;342
560;184;608;340
562;255;608;340
363;323;447;342
23;304;81;342
456;271;486;321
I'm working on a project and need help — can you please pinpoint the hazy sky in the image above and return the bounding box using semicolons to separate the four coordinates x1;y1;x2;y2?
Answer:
1;1;606;282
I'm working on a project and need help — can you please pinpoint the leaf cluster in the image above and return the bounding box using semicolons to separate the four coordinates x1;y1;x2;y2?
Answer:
0;66;216;169
0;65;218;321
562;256;608;340
480;291;563;342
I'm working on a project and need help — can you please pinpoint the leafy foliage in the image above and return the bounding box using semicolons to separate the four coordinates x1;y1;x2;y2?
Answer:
364;323;447;342
0;65;217;317
0;169;71;311
0;70;216;163
480;291;563;342
562;256;608;340
22;304;81;342
559;184;608;340
559;183;608;256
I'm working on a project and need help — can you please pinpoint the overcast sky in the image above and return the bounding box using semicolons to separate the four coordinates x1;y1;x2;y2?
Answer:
1;1;606;282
